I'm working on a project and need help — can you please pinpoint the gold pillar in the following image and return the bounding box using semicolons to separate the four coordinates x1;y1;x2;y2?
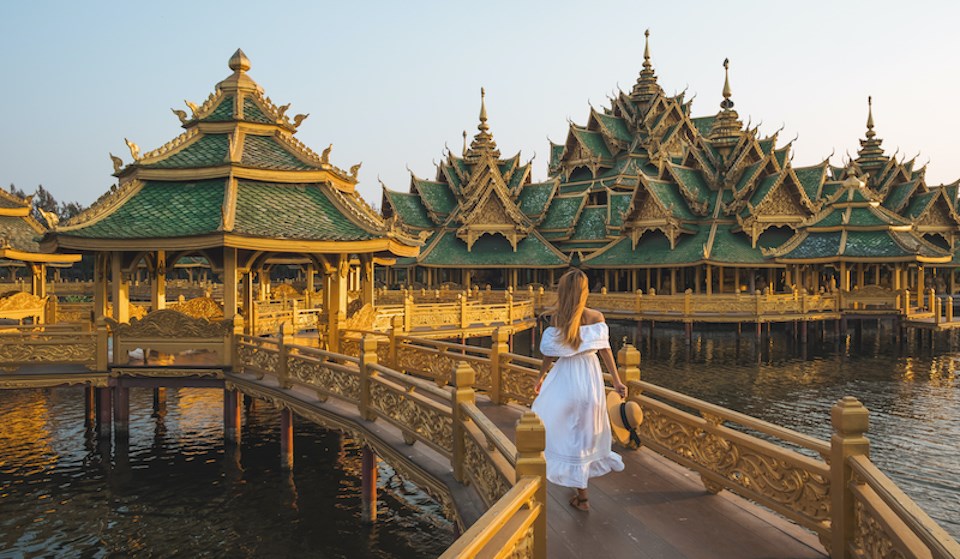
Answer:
669;269;677;295
694;267;701;294
305;264;315;307
361;255;375;307
223;247;238;322
705;265;713;295
29;263;46;298
242;271;255;336
917;266;924;307
151;250;166;311
93;252;108;320
327;255;348;352
856;264;865;289
110;252;130;323
734;267;740;293
840;262;849;291
893;264;902;290
767;268;774;292
718;265;725;294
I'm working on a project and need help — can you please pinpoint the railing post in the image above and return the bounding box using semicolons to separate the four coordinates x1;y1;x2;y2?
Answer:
359;335;379;421
278;321;291;388
389;315;403;369
928;288;936;314
403;292;413;332
683;289;692;317
451;361;476;483
830;396;870;559
95;317;109;371
490;327;508;404
935;296;943;325
515;412;547;559
617;343;641;396
506;292;514;324
948;296;954;322
459;293;467;329
635;289;642;315
903;289;911;316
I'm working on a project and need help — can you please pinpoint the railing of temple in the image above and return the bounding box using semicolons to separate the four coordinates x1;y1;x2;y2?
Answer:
0;323;99;369
348;328;960;557
234;334;548;558
252;300;322;336
582;289;841;319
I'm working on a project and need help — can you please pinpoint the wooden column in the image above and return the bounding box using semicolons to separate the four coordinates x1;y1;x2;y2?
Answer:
734;267;741;293
361;445;378;524
361;255;375;307
917;266;925;308
718;265;725;294
223;247;239;322
839;262;849;291
856;264;865;289
96;387;112;439
694;267;701;294
327;255;348;353
113;385;130;437
767;268;774;292
30;263;46;299
645;269;651;292
224;388;242;444
280;407;294;470
153;387;167;415
705;265;713;295
670;269;677;295
242;271;255;335
150;250;166;311
110;252;130;323
84;385;96;427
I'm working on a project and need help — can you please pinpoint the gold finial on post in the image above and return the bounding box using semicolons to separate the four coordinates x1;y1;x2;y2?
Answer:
478;87;489;133
228;49;251;73
866;96;876;139
643;29;651;68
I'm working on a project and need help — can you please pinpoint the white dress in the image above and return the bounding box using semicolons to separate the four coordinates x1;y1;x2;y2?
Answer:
531;322;624;489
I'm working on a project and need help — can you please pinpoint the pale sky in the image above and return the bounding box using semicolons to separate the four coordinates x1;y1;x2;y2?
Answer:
2;0;959;208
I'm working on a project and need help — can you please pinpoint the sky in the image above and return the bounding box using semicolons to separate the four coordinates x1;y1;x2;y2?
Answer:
2;0;959;208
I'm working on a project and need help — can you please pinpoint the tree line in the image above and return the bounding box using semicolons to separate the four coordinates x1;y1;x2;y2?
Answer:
8;184;86;225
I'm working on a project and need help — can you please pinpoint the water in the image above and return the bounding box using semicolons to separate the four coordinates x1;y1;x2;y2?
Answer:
0;387;454;558
602;320;960;540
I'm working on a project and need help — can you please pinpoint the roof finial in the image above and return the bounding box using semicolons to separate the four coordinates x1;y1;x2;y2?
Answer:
865;95;876;139
478;87;489;132
721;58;734;109
462;130;468;155
229;49;251;73
643;29;651;70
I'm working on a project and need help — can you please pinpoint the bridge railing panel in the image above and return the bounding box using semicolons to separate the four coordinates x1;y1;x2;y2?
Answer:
0;323;97;368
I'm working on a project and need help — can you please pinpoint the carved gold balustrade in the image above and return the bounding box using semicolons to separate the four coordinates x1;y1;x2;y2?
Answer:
0;323;98;371
350;330;959;557
234;333;547;558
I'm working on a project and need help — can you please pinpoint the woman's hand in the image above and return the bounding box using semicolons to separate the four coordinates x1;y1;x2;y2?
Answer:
535;376;545;395
613;380;627;398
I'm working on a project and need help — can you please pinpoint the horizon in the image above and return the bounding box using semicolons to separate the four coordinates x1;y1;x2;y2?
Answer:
2;1;959;208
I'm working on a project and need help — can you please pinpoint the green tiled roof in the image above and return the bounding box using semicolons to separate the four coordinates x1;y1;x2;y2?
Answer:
847;206;904;227
440;163;463;194
735;161;764;193
141;134;229;169
549;142;565;170
821;183;840;200
902;191;937;220
414;179;457;216
572;128;612;159
517;183;554;216
608;192;633;228
809;209;844;228
507;162;529;190
0;215;42;252
778;232;842;260
709;224;767;264
570;207;607;241
234;181;375;240
748;172;782;209
242;97;273;124
758;139;774;154
881;180;918;212
385;190;434;229
671;165;712;206
541;196;585;230
583;228;707;268
692;116;716;137
774;147;789;168
419;231;568;267
794;165;826;202
0;192;28;210
594;113;632;143
242;135;318;170
647;180;695;219
61;180;225;238
202;96;234;121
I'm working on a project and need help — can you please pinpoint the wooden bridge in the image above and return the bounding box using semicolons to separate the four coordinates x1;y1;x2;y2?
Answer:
0;310;958;558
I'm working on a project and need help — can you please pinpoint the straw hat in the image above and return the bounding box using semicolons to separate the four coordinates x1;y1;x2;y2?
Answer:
607;390;643;449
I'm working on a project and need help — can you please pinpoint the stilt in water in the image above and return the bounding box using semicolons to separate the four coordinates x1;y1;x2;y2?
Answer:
224;389;243;444
280;408;294;470
153;387;167;416
96;387;112;439
361;445;378;524
84;385;96;427
113;385;130;440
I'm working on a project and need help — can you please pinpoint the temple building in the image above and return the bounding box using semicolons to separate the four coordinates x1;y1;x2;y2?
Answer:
41;50;422;349
382;32;960;296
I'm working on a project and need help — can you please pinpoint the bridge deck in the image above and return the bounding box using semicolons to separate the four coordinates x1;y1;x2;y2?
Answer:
479;401;827;559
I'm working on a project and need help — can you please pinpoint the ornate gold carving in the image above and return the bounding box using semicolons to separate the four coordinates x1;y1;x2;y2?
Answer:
503;525;536;559
111;309;232;339
463;433;512;505
0;339;95;365
124;138;141;161
110;367;223;379
237;343;278;379
501;363;538;404
0;292;46;313
287;356;361;402
109;152;124;173
168;297;224;320
271;284;301;300
369;382;453;452
853;498;906;559
396;345;458;386
638;406;830;523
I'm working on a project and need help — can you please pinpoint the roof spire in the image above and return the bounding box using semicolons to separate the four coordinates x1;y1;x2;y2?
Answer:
855;95;887;177
630;29;662;102
228;49;251;73
720;58;734;109
217;48;262;93
465;87;500;161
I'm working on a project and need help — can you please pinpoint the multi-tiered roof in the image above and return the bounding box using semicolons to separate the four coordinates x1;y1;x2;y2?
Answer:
44;50;421;258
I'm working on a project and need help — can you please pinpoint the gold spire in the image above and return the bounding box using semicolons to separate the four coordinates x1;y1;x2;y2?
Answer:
465;87;500;161
855;95;887;176
630;29;662;102
709;58;742;152
217;49;262;93
865;95;876;139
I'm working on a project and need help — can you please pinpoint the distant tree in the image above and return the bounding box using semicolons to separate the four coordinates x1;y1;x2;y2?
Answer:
59;201;85;220
6;184;86;224
8;183;29;200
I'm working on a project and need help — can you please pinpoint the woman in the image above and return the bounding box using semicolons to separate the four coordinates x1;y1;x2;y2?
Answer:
532;268;626;512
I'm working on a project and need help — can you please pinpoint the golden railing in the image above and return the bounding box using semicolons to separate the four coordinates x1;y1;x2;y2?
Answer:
234;334;548;558
0;323;99;369
343;329;960;558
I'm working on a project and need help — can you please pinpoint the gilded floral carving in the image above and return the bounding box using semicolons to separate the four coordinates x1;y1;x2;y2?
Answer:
287;356;360;402
369;382;453;452
854;498;906;559
463;433;512;506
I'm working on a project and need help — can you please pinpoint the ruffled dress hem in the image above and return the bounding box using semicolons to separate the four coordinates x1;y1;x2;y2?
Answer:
544;450;625;489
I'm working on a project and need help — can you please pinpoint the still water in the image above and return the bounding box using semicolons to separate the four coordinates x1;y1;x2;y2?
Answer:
0;388;454;557
601;320;960;540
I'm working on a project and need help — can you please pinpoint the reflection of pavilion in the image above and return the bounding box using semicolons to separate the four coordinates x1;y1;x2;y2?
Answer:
41;50;422;350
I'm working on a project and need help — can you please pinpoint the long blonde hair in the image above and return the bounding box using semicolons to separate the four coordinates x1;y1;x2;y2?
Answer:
552;268;589;348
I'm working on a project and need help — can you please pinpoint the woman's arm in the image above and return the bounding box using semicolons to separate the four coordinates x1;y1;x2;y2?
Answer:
535;355;556;394
599;347;626;397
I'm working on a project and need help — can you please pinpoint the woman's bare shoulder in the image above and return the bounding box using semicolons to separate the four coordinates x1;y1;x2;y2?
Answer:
580;307;606;325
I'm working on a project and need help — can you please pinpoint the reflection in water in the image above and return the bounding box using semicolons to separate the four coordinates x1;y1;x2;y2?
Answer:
599;320;959;540
0;387;454;557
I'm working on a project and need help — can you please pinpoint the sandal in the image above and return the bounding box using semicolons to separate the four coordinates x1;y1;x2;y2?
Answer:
569;494;590;512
